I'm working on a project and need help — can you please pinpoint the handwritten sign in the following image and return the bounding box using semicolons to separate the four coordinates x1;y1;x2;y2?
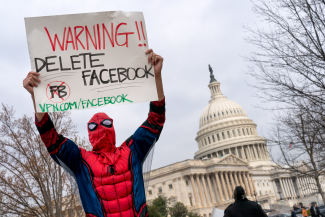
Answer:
25;11;158;113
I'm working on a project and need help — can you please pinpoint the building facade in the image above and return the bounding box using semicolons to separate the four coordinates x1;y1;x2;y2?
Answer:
146;67;322;216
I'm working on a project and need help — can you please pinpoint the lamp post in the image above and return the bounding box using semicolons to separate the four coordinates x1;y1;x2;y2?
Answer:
316;194;319;205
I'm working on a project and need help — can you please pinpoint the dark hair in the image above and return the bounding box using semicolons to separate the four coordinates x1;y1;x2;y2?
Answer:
233;186;246;200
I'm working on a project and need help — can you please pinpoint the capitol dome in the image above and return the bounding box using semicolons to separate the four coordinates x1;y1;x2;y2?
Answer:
194;65;271;167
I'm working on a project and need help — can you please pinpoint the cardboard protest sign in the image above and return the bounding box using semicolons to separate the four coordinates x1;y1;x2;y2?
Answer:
25;11;158;113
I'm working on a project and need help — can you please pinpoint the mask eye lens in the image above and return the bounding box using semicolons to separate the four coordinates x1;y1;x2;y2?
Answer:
88;123;98;131
101;119;112;128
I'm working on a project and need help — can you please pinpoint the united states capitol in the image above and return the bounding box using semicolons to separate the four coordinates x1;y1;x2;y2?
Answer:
145;66;324;217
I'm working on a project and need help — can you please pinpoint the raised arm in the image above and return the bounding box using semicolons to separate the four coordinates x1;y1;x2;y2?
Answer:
125;49;166;162
23;72;82;174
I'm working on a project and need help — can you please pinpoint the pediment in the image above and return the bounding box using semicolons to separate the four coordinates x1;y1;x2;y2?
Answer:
217;154;247;165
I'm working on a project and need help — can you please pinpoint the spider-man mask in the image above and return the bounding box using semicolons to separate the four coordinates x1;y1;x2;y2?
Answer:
87;113;116;152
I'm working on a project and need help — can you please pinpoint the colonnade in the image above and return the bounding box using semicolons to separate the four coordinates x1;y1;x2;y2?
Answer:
276;176;318;200
188;171;256;207
202;144;270;162
296;176;318;197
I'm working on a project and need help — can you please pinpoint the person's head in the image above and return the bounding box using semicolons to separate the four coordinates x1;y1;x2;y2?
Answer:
233;186;246;200
315;204;317;207
88;113;116;152
302;207;306;210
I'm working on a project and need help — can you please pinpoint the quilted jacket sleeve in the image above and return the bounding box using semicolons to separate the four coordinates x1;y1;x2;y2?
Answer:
130;98;166;162
35;113;82;175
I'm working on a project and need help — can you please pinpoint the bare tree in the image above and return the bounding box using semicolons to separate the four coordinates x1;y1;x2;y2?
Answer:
0;104;90;216
245;0;325;202
269;107;325;203
245;0;325;114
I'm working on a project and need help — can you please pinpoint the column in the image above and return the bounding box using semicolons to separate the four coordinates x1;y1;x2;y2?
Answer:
257;144;263;159
241;146;246;160
207;174;216;204
235;147;239;158
263;144;270;159
220;172;229;200
230;172;236;190
234;171;239;186
247;172;254;196
242;172;250;196
250;173;257;195
196;174;204;206
296;177;303;197
301;177;308;195
190;174;199;205
284;178;292;198
253;144;259;159
224;172;233;199
202;175;210;205
279;178;287;199
238;171;244;187
287;178;295;198
214;172;223;202
289;178;297;198
210;175;220;203
258;144;264;159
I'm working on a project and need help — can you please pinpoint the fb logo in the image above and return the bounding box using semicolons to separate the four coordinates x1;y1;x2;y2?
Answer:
46;81;71;103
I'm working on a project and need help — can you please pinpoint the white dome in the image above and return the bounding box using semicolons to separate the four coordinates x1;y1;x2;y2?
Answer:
199;96;247;128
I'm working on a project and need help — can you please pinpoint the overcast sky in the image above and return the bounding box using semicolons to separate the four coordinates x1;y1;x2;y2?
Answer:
0;0;276;170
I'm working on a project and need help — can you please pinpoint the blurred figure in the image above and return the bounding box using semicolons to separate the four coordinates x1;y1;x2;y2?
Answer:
315;204;320;217
290;209;297;217
310;203;316;217
223;186;267;217
302;207;308;217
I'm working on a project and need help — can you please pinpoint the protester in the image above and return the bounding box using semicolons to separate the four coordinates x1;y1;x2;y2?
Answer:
302;207;308;217
23;49;165;217
291;209;297;217
223;186;267;217
315;204;320;217
310;203;316;217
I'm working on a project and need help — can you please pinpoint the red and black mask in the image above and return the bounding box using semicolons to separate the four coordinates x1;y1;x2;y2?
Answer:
87;113;116;152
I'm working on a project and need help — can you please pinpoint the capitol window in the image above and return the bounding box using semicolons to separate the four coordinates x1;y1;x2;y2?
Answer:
222;112;224;115
227;131;231;138
242;129;245;135
186;181;189;185
208;137;211;144
222;132;225;139
204;138;207;145
237;129;241;136
232;130;236;137
226;111;228;114
168;184;173;189
212;135;215;142
246;128;249;135
148;190;152;195
230;110;232;113
250;128;253;134
214;114;216;117
217;134;220;141
158;187;162;193
234;110;236;113
218;113;220;116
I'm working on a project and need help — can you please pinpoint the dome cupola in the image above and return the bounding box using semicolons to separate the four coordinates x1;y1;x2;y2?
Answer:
194;65;270;167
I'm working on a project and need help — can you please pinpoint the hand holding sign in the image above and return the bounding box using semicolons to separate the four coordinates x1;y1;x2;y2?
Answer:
25;11;160;113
